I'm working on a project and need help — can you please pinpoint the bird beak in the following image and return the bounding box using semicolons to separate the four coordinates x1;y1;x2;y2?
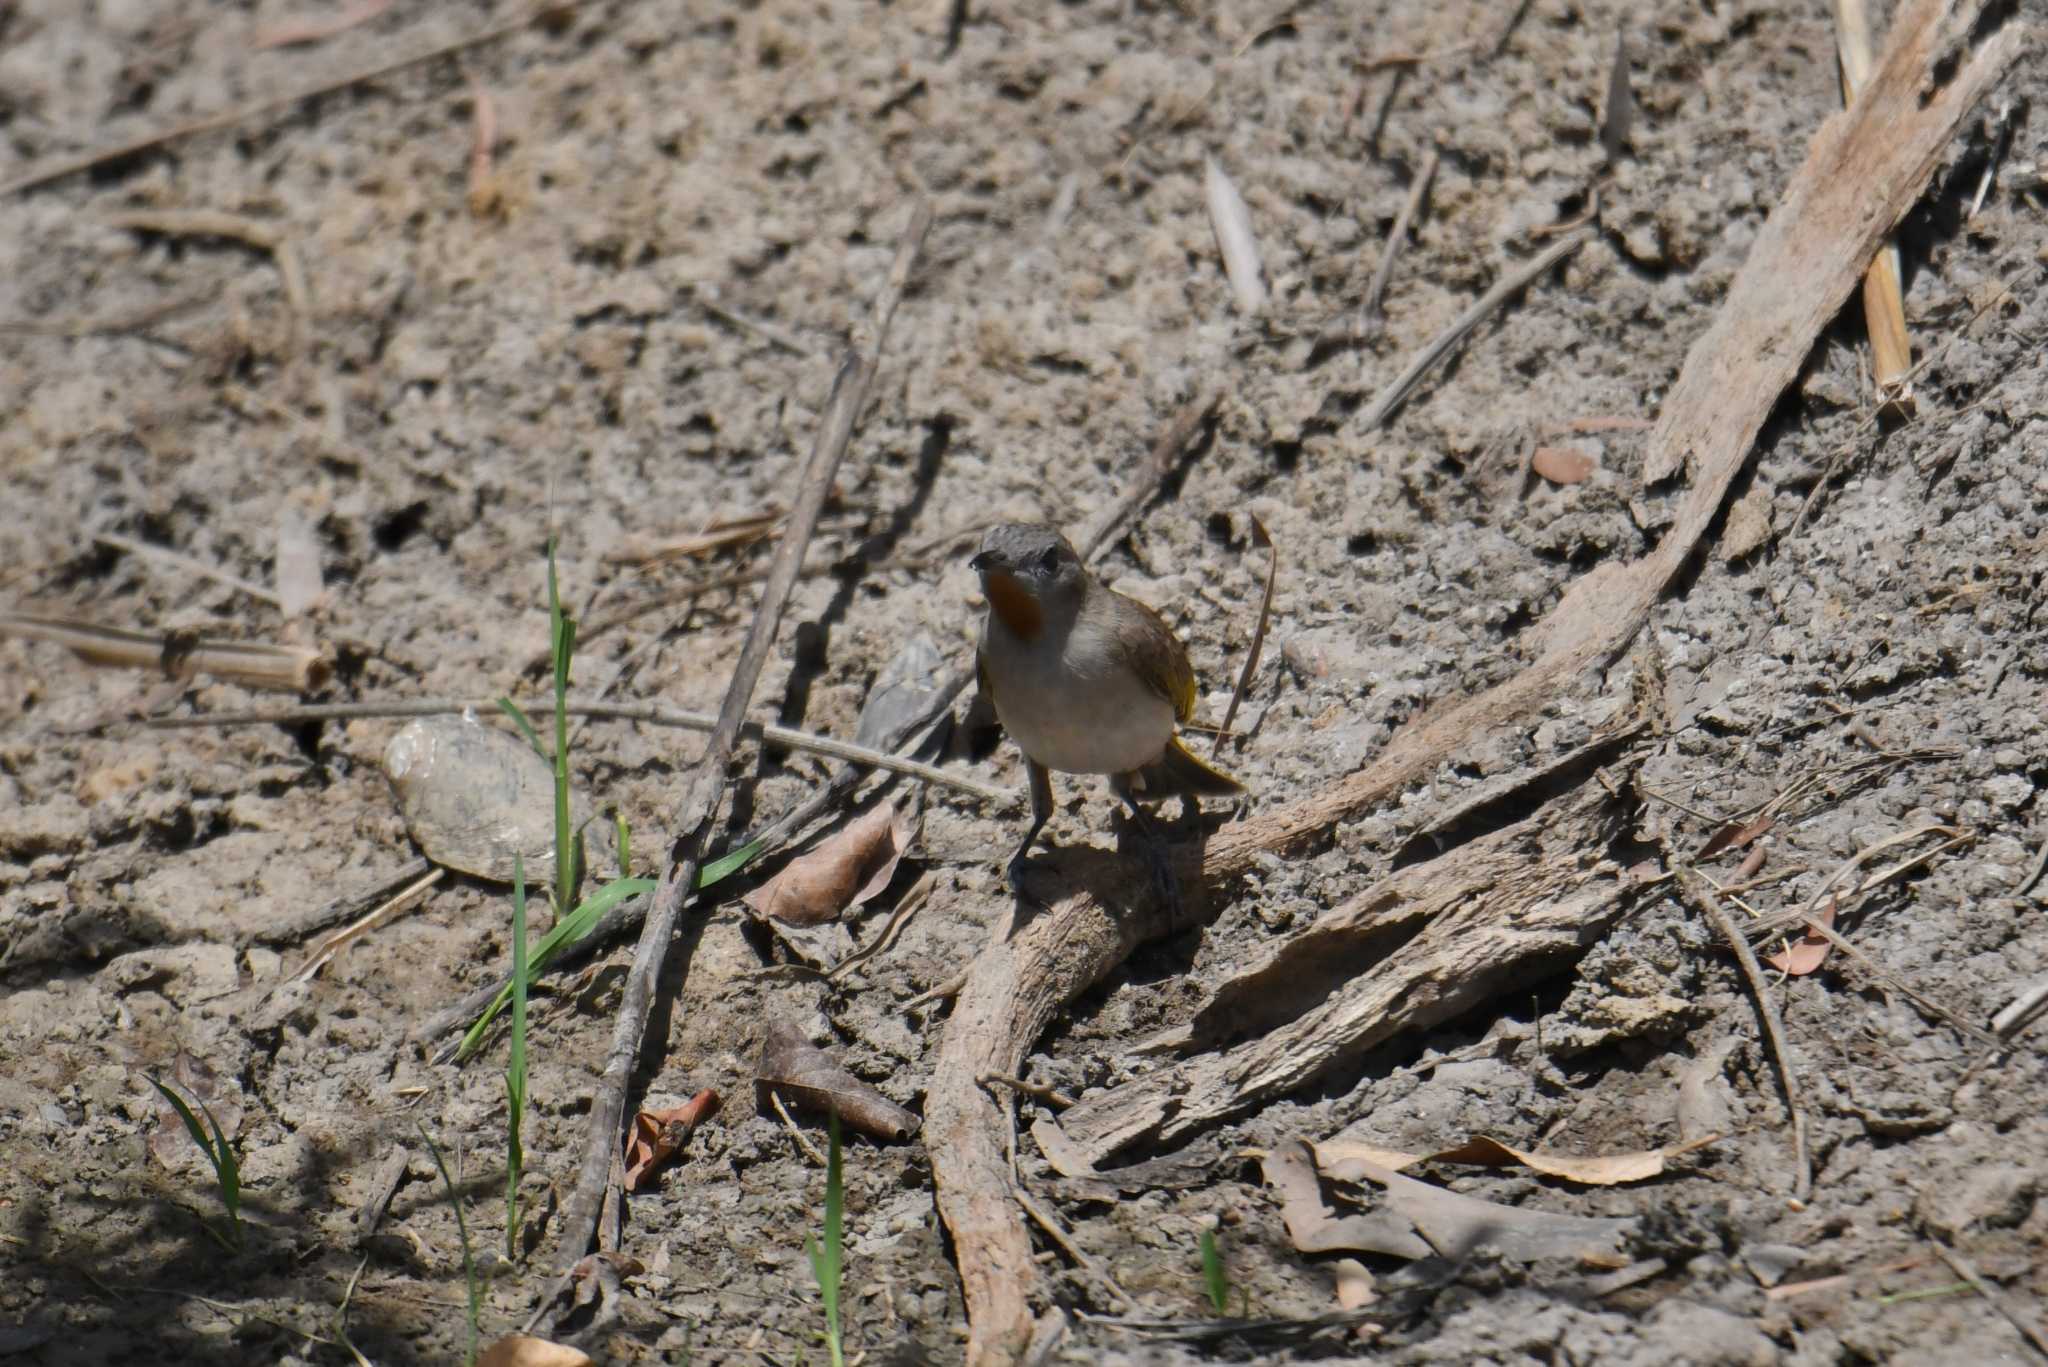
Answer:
968;551;996;573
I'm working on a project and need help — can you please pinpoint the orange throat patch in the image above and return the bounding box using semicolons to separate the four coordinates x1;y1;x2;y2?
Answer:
983;572;1044;642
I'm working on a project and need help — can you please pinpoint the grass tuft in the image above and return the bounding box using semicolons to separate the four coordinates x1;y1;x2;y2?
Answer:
803;1111;847;1367
145;1075;243;1252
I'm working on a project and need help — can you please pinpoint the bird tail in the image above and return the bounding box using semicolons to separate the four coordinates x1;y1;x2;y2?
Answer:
1128;735;1247;800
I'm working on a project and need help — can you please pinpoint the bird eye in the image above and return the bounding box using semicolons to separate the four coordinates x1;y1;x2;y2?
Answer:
1037;546;1062;573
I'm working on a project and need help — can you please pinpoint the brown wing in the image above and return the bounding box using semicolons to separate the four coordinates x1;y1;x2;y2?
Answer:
1108;589;1197;724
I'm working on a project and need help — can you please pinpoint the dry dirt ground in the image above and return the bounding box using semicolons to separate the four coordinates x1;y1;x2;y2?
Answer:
2;0;2045;1363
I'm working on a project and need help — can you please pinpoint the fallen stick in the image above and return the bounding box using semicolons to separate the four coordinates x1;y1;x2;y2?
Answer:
535;200;931;1294
1;613;327;692
925;2;2025;1357
139;697;1014;803
1356;229;1587;430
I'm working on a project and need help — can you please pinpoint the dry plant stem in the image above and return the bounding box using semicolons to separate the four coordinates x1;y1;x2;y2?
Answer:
1688;872;1811;1203
95;533;282;607
285;867;442;983
770;1089;827;1165
0;614;325;691
104;210;311;354
542;200;931;1288
1357;229;1587;430
0;3;580;198
926;6;2023;1356
1357;144;1441;339
144;697;1011;803
1931;1243;2048;1359
1078;389;1221;560
1211;516;1275;757
1832;0;1914;406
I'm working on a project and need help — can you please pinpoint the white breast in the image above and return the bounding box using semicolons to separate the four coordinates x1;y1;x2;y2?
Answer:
981;611;1175;776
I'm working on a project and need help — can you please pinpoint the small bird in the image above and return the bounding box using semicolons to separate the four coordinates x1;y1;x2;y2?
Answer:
970;522;1245;898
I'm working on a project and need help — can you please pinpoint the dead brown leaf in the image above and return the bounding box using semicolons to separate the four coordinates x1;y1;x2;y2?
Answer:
1766;894;1837;975
1531;445;1597;485
478;1335;594;1367
755;1020;918;1141
622;1088;721;1191
743;801;913;926
1697;813;1775;862
1316;1133;1718;1186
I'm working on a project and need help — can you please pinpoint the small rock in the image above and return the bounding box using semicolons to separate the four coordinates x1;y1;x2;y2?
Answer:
1741;1242;1805;1287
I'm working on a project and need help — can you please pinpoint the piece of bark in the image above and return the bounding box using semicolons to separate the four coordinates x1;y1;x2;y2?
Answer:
754;1020;917;1141
1051;784;1637;1164
924;5;2025;1357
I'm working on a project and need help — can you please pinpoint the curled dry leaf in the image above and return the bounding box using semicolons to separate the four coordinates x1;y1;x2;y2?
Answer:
755;1019;918;1142
477;1335;595;1367
1316;1133;1717;1186
743;801;914;926
1530;445;1597;485
622;1088;721;1191
1697;813;1775;862
1765;895;1836;976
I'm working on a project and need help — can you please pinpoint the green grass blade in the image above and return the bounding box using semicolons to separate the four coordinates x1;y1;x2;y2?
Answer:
807;1110;845;1367
418;1123;480;1367
145;1077;217;1174
495;697;545;760
455;875;656;1060
505;854;530;1261
1200;1228;1227;1314
546;539;578;914
197;1099;241;1231
454;834;762;1063
700;838;764;887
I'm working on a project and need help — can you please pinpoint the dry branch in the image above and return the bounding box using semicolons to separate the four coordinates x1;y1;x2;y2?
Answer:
924;3;2025;1357
537;201;932;1293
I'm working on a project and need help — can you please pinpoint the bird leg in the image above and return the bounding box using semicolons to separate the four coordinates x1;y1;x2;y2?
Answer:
1111;772;1181;913
1007;759;1054;898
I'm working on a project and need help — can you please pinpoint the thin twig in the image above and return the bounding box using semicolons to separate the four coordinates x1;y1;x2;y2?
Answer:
1079;389;1221;560
977;1073;1076;1110
1357;144;1440;340
1;614;326;692
1704;872;1997;1049
1213;516;1275;758
1686;870;1811;1202
539;200;932;1292
771;1090;828;1166
285;867;443;984
140;697;1013;803
104;210;312;355
95;533;282;607
1358;229;1589;430
1931;1242;2048;1359
1;4;581;198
